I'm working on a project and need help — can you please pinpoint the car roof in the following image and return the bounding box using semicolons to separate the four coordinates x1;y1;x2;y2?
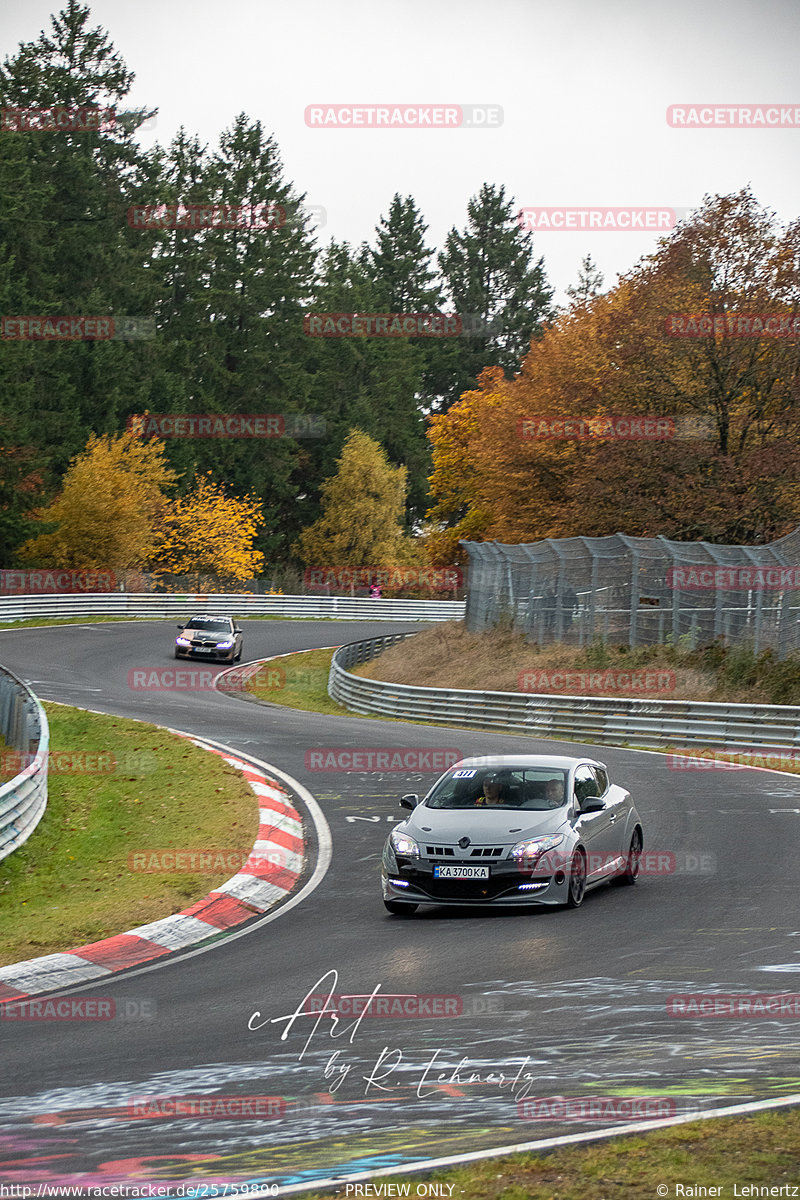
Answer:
449;755;605;771
187;614;234;621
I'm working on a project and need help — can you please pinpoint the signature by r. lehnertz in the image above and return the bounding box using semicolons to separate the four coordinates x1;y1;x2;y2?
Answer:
248;969;537;1100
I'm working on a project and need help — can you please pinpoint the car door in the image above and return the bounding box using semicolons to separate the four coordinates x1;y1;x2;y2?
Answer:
573;764;619;881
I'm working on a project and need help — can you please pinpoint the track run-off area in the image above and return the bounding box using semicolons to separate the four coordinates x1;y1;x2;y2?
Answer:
1;618;799;1193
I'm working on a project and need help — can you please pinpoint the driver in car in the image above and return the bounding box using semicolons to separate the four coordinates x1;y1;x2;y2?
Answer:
476;773;505;805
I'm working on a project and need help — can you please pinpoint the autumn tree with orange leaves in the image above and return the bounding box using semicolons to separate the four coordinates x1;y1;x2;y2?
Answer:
19;430;178;568
152;473;265;583
426;188;800;551
20;431;265;582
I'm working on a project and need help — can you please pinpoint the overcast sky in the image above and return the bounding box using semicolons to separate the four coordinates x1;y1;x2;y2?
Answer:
3;0;799;303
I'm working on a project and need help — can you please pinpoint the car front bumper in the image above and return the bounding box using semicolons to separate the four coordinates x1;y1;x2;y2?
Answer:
381;861;571;907
175;645;236;662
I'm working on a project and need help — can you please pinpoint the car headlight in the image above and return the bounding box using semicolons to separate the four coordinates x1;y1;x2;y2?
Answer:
176;637;191;646
216;639;234;649
510;833;565;864
389;829;419;859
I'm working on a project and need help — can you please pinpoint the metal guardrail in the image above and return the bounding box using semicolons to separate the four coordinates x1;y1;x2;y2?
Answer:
329;633;800;753
0;593;464;624
0;666;49;862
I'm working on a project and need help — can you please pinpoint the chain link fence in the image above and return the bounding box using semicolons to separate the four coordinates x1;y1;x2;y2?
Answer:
463;527;800;657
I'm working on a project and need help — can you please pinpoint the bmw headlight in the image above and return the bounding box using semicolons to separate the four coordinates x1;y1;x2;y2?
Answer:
389;829;420;859
510;833;565;865
216;639;234;649
176;637;191;646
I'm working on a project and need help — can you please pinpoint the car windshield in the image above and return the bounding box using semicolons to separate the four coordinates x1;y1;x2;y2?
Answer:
425;768;568;810
185;618;232;632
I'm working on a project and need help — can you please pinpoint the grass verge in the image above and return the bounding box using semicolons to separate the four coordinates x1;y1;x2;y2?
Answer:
296;1106;800;1198
0;703;259;965
244;648;358;717
353;621;800;703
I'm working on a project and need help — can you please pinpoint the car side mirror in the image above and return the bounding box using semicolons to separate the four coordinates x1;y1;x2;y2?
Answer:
234;626;242;633
580;796;605;813
176;623;185;629
400;793;419;810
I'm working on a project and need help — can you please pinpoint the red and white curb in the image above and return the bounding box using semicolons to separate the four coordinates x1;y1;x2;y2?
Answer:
0;737;305;1004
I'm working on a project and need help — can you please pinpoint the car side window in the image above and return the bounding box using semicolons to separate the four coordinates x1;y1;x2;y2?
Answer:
574;765;600;804
592;767;609;795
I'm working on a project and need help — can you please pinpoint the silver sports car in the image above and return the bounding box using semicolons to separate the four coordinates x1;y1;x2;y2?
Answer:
381;755;644;915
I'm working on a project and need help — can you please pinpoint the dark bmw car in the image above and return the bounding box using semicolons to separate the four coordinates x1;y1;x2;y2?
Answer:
381;755;644;915
174;615;243;663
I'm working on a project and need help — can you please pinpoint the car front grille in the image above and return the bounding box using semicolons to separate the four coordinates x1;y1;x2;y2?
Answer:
422;877;521;900
423;845;506;858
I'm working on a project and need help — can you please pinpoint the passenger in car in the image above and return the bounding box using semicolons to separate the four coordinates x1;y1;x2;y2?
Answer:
544;778;565;807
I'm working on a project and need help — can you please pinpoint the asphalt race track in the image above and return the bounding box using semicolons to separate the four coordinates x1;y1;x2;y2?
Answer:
1;618;800;1192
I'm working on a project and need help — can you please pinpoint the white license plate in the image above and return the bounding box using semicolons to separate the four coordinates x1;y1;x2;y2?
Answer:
433;864;489;880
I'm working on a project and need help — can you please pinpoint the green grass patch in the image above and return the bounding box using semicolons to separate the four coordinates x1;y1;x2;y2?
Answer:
0;703;259;965
245;648;358;717
0;616;155;630
296;1106;800;1198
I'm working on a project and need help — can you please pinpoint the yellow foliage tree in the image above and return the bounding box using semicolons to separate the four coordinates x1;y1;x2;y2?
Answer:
152;473;265;583
294;430;418;566
19;431;178;568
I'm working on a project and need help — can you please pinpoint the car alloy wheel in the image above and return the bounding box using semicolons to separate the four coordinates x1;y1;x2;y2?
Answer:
612;829;643;887
566;849;587;908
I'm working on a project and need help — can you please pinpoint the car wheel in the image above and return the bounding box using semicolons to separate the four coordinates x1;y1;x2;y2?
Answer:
611;829;643;887
384;900;419;917
235;645;242;662
566;849;587;908
174;650;181;659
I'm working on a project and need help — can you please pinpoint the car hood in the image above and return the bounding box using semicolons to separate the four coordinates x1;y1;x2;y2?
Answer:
402;806;569;845
183;631;231;643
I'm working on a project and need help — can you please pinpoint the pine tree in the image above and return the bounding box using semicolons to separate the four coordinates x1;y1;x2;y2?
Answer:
305;237;431;527
366;194;442;312
430;183;554;411
148;116;319;559
0;0;157;490
565;254;605;307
